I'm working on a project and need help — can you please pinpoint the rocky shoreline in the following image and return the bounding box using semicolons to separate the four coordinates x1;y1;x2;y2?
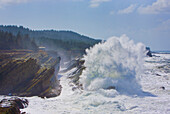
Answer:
0;50;61;98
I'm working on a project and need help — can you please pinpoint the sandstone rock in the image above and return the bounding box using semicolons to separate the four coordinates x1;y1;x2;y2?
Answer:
0;50;61;98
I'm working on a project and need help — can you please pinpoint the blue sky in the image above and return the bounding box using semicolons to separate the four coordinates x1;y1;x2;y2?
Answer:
0;0;169;50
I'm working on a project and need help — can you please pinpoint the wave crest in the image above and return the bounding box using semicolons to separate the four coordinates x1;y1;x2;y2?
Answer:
80;35;146;95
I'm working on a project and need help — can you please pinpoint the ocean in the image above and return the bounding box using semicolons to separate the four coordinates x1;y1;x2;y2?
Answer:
1;35;169;114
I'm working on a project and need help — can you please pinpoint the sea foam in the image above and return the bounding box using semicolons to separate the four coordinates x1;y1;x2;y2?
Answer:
80;35;146;95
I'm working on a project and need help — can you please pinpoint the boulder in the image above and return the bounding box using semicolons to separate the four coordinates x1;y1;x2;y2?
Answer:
0;97;28;114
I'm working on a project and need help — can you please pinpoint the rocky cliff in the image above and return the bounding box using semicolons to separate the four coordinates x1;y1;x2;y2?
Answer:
61;58;85;90
0;50;61;98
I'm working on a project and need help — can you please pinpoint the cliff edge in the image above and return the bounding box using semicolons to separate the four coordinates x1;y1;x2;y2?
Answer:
0;50;61;98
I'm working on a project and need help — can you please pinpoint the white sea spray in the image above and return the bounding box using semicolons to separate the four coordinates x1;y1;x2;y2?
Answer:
80;35;146;95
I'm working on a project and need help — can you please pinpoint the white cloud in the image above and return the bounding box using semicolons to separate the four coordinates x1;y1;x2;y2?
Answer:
118;4;136;14
89;0;111;8
0;0;29;8
138;0;170;14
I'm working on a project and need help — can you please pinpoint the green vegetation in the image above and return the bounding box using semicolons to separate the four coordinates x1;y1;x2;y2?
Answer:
0;30;38;51
0;25;101;51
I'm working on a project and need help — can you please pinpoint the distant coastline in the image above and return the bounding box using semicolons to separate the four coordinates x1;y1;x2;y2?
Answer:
152;51;170;54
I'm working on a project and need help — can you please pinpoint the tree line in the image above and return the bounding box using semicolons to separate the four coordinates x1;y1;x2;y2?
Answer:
0;30;38;51
0;25;101;52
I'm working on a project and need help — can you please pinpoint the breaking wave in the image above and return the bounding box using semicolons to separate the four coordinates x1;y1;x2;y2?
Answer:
80;35;146;95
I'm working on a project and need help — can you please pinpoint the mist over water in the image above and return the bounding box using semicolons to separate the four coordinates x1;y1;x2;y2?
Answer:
80;35;146;95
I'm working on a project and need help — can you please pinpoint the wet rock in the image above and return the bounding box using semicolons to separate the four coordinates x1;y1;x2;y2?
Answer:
156;73;161;76
146;47;152;57
61;59;85;73
70;66;86;85
105;86;116;90
72;87;78;91
0;97;28;114
63;58;85;90
160;86;165;90
61;58;85;86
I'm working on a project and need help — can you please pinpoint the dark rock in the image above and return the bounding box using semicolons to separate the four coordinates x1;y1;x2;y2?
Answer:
0;97;28;114
61;59;85;73
156;73;161;76
72;87;78;91
160;86;165;90
146;47;152;57
10;97;28;109
105;86;116;90
60;58;85;91
64;59;86;90
0;50;61;98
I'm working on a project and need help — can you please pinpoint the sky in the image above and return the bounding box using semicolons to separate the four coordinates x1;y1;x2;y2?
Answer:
0;0;169;51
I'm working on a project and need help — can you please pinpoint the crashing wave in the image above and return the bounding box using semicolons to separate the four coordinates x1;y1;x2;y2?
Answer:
80;35;146;95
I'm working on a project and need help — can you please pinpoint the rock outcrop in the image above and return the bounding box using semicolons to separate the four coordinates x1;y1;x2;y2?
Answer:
0;50;61;98
146;47;152;57
61;58;85;90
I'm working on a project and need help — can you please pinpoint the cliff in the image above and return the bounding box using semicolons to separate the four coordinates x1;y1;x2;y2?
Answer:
61;58;85;90
0;50;61;98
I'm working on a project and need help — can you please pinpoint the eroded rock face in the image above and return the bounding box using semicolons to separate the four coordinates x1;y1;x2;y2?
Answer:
62;58;85;73
0;58;40;94
0;50;61;98
0;97;28;114
62;59;85;90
